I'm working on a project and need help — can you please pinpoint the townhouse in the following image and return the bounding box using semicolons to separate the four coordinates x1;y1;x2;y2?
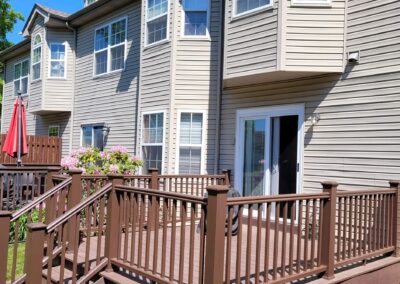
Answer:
1;0;400;196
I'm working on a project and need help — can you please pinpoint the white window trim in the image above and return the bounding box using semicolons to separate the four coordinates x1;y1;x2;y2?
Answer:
144;0;170;47
175;110;206;175
48;125;60;137
141;110;166;174
48;42;67;79
93;16;128;77
31;34;42;82
234;104;305;197
180;0;211;39
80;123;105;148
13;58;30;97
291;0;332;7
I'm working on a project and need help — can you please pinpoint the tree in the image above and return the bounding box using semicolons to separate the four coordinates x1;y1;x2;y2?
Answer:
0;0;24;113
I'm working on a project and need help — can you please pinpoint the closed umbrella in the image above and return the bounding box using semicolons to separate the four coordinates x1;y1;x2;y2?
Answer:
2;94;28;204
2;94;28;164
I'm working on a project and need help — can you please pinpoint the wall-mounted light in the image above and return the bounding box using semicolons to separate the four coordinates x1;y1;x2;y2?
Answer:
102;124;110;138
348;51;360;63
311;113;320;126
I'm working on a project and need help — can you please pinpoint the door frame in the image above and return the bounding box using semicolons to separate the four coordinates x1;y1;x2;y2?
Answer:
234;103;305;197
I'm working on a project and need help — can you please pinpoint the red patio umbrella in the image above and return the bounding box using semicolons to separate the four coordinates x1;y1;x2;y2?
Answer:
2;96;28;165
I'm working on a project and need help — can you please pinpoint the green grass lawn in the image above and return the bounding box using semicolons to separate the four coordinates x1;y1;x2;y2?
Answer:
7;243;25;282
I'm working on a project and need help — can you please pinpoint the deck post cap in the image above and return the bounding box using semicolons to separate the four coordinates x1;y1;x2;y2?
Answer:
68;169;83;174
389;180;400;188
27;222;47;232
0;211;12;217
206;185;230;194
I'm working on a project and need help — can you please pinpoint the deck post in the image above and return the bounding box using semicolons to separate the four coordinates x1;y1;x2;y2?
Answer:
0;211;12;283
25;223;46;284
65;169;83;252
45;166;61;191
389;180;400;256
321;181;338;280
148;168;159;190
204;185;230;284
105;174;124;271
222;169;231;186
148;168;159;230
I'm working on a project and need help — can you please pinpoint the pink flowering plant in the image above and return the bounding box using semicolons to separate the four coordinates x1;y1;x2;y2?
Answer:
61;146;144;175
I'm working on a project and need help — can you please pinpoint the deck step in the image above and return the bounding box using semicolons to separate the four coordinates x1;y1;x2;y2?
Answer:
100;271;150;284
42;265;74;284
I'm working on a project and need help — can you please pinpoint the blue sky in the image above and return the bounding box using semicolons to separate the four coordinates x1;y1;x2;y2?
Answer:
7;0;82;44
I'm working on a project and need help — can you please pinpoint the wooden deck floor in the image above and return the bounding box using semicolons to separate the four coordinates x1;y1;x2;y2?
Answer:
62;223;322;284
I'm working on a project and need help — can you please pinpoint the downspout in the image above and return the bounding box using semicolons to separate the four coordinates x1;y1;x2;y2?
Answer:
66;21;77;154
213;0;226;174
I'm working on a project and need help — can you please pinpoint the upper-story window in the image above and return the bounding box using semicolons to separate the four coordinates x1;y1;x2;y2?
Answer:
14;59;29;96
146;0;168;45
182;0;209;37
49;43;66;78
94;18;127;76
32;34;42;80
235;0;272;16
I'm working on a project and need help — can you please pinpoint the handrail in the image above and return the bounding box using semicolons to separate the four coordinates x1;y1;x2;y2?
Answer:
227;192;330;205
46;183;112;233
52;174;70;181
11;177;72;222
115;185;207;204
159;174;225;178
0;166;61;172
337;189;396;197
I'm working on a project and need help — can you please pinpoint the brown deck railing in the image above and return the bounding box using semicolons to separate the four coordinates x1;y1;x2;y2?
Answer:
0;134;61;166
0;167;60;211
1;175;399;284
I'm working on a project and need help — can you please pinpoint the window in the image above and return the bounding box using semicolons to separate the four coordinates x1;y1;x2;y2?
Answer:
178;112;203;174
49;43;66;78
32;34;42;80
94;18;127;76
48;125;60;137
183;0;209;36
291;0;331;6
234;0;271;16
14;59;29;96
81;124;105;150
146;0;168;45
142;112;164;172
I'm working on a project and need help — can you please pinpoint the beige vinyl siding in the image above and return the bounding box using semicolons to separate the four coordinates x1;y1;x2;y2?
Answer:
224;0;279;78
138;0;174;173
169;0;222;174
2;53;36;135
33;112;71;156
72;3;141;154
219;0;400;192
44;29;74;111
283;0;346;72
28;15;45;113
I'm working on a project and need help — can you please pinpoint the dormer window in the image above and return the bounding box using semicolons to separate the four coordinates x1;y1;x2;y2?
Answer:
146;0;169;45
182;0;209;37
32;34;42;81
234;0;272;16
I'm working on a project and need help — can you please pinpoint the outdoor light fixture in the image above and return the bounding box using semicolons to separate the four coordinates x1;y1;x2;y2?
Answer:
102;124;110;137
348;51;360;63
311;113;320;126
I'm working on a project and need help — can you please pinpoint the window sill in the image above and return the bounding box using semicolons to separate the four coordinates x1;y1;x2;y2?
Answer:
143;39;170;51
47;77;68;81
290;0;332;7
93;69;123;80
230;5;274;22
179;36;211;42
31;79;42;84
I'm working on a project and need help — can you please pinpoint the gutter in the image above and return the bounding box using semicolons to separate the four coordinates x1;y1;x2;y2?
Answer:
213;0;226;174
66;21;78;153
